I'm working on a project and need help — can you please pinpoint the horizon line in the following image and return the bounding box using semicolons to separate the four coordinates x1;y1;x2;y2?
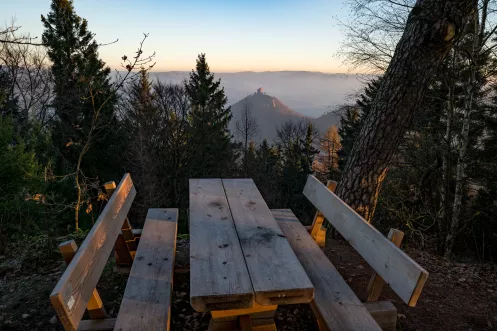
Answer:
124;69;376;75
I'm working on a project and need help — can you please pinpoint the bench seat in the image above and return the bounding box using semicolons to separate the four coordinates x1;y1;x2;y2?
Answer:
114;208;178;331
51;174;179;331
271;209;383;331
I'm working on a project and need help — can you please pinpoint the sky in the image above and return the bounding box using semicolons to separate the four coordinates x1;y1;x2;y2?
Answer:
2;0;352;73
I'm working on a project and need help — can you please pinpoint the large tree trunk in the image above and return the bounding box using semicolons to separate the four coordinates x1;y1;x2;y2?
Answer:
336;0;474;222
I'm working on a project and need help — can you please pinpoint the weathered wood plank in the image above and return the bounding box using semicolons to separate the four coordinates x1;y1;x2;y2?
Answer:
222;179;314;306
367;229;404;302
51;174;136;331
105;181;136;266
114;208;178;331
58;240;107;320
211;302;277;321
272;209;381;331
189;179;254;312
303;175;429;307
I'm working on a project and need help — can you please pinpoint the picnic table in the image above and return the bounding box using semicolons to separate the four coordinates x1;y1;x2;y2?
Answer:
189;178;315;330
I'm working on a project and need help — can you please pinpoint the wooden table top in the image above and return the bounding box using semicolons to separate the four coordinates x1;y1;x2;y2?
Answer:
189;178;314;312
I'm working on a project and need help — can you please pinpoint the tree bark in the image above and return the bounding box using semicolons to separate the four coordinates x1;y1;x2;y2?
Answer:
439;69;455;253
445;1;482;257
336;0;474;222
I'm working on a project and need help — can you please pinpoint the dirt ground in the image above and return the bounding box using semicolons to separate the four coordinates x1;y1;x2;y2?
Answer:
1;238;496;331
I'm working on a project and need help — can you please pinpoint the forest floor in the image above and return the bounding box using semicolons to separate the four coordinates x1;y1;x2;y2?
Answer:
1;236;496;331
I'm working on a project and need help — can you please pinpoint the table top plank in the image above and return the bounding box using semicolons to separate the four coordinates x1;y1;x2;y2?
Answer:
222;178;314;305
189;179;254;312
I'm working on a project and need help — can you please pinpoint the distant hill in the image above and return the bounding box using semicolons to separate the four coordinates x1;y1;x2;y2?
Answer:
230;90;340;143
312;111;342;134
148;71;368;118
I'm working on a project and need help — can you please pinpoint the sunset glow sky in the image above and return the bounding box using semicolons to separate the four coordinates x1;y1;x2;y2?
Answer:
3;0;351;73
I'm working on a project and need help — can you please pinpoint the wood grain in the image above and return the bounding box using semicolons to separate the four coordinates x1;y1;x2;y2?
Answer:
363;301;397;331
114;208;178;331
189;179;254;312
211;302;277;321
58;240;107;320
50;174;136;331
303;175;428;307
366;229;404;302
273;209;381;331
222;179;314;306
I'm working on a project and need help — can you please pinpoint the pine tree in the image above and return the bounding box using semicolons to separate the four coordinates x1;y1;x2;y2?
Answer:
255;139;280;183
125;69;157;134
122;69;161;220
185;54;233;178
335;0;473;222
301;123;319;174
242;140;257;178
42;0;119;229
277;122;318;219
41;0;117;178
338;78;381;170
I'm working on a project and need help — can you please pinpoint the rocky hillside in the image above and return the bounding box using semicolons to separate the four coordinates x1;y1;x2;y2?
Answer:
230;89;340;143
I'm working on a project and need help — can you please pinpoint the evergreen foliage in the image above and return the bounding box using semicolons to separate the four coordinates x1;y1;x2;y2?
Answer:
185;54;233;178
338;78;381;170
0;116;45;233
41;0;118;179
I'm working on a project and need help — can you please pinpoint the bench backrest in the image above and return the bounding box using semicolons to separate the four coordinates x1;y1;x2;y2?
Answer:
50;174;136;331
303;175;428;307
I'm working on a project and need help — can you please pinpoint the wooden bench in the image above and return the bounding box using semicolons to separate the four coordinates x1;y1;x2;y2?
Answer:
50;174;178;331
271;175;429;331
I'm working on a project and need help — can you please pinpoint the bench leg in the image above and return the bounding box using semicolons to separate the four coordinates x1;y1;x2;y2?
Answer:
307;180;337;248
209;303;277;331
105;181;140;266
114;234;133;266
366;229;404;301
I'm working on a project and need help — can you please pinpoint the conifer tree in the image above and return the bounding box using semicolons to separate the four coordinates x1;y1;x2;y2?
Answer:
253;139;281;206
241;140;257;178
125;69;157;133
42;0;119;229
338;78;380;170
41;0;117;178
122;69;162;220
255;139;280;181
185;54;233;177
278;121;318;218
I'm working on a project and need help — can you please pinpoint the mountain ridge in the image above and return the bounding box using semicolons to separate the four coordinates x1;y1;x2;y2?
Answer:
229;90;340;143
148;71;366;118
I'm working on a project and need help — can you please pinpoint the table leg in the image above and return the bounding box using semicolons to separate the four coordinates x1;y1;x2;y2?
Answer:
209;303;277;331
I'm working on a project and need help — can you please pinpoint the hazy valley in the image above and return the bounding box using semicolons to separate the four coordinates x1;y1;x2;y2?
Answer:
150;71;366;141
149;71;366;117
